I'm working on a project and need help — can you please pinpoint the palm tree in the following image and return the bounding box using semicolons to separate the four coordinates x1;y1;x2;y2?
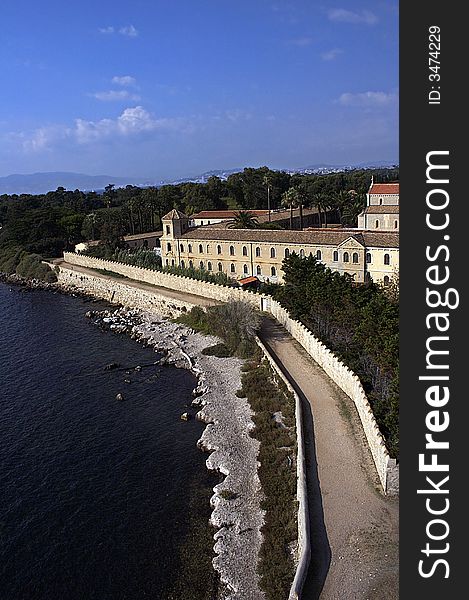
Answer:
295;185;308;230
227;210;259;229
312;193;331;227
281;188;300;229
262;174;272;222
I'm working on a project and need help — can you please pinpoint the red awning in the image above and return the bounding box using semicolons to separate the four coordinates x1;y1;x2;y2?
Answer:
238;276;259;285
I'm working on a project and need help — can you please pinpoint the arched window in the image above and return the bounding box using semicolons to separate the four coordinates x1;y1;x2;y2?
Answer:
243;264;249;274
343;252;349;263
181;260;185;268
375;220;379;229
379;198;383;205
242;246;248;256
284;248;290;258
189;260;193;269
206;244;210;253
300;249;305;258
207;261;212;271
217;244;222;254
230;263;236;273
316;250;322;260
230;245;235;256
179;243;184;252
171;259;175;267
256;265;262;275
165;259;169;266
270;247;276;258
383;275;390;286
366;252;372;263
199;261;204;270
271;266;276;276
384;253;390;265
333;251;338;261
199;244;203;253
167;242;172;251
352;252;359;264
255;246;261;257
218;262;223;272
165;225;170;235
188;244;192;253
394;220;398;229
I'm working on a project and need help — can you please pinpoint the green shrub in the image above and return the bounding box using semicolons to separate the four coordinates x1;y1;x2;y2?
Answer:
201;343;231;357
176;302;261;358
237;359;297;600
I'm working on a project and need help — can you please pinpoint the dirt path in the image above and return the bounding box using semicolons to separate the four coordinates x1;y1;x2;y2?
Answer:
259;318;398;600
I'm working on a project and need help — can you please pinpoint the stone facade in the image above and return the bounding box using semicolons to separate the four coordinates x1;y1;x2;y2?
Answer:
357;181;400;232
161;210;398;285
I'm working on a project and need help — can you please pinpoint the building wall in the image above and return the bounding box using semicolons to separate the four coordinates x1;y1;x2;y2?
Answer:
161;236;398;285
368;193;399;206
124;235;160;250
358;213;399;231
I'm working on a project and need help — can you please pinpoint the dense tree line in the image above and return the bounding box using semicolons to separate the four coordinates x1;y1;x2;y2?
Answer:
274;253;399;457
0;167;398;280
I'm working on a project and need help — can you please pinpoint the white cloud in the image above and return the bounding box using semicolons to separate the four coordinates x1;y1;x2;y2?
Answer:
75;107;188;143
98;25;139;37
112;75;137;87
321;48;342;61
225;109;252;122
119;25;138;37
15;107;190;152
18;125;71;152
337;91;397;107
328;8;378;25
90;90;141;102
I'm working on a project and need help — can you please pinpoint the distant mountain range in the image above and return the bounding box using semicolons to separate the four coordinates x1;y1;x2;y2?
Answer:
0;172;153;195
0;162;398;195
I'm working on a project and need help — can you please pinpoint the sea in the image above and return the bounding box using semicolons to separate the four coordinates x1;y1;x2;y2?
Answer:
0;283;217;600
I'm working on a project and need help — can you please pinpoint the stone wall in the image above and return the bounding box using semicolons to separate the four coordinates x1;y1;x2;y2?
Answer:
62;252;399;494
255;337;310;600
269;299;399;495
63;252;264;308
57;265;196;317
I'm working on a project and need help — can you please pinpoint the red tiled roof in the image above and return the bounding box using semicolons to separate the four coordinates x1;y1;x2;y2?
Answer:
192;210;269;219
369;183;399;195
124;230;163;241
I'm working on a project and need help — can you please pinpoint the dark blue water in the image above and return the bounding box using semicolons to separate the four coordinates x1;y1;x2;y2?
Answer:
0;284;214;600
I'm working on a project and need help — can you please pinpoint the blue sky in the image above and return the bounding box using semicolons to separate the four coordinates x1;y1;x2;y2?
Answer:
0;0;398;180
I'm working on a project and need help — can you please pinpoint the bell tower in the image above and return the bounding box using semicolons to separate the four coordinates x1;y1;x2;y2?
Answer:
161;209;189;240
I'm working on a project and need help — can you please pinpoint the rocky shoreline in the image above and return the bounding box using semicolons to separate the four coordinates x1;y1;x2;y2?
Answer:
86;306;266;600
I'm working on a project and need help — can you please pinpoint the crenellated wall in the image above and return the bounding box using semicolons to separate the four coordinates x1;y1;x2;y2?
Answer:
62;252;264;308
60;252;399;495
269;299;399;495
56;265;197;317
